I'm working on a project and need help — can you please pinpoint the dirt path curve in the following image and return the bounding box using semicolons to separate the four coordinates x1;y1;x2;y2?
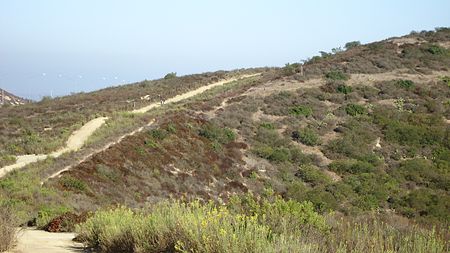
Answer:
0;117;108;178
8;228;85;253
1;74;261;180
43;73;261;183
132;73;261;113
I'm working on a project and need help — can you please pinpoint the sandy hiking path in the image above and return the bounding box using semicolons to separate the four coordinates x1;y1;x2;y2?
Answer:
8;228;85;253
0;117;108;178
44;73;261;182
0;73;261;179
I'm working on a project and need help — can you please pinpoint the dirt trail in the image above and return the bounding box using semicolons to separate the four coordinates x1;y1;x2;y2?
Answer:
1;74;261;180
243;69;450;98
0;117;108;178
132;73;261;113
44;74;261;182
8;228;84;253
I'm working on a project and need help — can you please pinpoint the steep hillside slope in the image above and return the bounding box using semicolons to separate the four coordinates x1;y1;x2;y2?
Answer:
0;69;261;167
1;28;449;252
40;28;450;222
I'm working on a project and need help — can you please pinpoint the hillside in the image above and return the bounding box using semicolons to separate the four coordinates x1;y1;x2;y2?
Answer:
0;88;30;107
1;28;449;252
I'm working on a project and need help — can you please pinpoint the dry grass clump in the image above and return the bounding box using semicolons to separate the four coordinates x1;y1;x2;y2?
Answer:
0;208;16;252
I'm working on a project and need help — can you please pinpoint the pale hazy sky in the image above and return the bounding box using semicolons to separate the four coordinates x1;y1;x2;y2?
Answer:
1;0;449;100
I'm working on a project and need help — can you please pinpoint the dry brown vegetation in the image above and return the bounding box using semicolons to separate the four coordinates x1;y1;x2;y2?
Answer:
0;208;16;252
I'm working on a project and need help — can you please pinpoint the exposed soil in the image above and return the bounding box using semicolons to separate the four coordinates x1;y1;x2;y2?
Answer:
8;228;85;253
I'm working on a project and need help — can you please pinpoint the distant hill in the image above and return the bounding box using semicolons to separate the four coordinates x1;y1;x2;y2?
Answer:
0;88;30;106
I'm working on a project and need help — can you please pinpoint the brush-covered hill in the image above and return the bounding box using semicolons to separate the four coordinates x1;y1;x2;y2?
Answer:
0;88;30;107
1;28;449;252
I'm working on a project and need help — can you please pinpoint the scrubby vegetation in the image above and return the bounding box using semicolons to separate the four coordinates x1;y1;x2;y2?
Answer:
76;196;449;253
0;208;15;252
1;29;450;252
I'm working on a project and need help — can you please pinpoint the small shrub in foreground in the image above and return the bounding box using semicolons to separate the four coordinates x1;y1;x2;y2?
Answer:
76;199;450;253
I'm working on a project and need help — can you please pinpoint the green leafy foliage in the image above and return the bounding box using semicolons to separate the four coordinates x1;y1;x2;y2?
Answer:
283;63;300;76
292;128;320;146
395;79;414;89
337;84;353;94
60;176;88;192
295;165;332;186
345;104;366;116
198;124;236;144
289;105;313;117
345;41;361;50
164;72;177;79
325;70;350;81
426;44;447;55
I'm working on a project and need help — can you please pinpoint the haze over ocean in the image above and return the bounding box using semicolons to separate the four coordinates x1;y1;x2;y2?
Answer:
1;0;449;100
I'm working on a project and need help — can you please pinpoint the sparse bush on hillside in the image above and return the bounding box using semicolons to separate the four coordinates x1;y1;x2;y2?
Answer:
440;76;450;87
294;165;331;186
289;105;313;117
292;128;320;146
325;70;350;81
426;44;447;55
283;63;299;76
253;144;291;163
198;124;236;144
396;79;414;89
329;159;376;175
259;122;275;130
60;176;88;192
164;72;177;79
337;84;353;95
345;41;361;50
345;104;366;116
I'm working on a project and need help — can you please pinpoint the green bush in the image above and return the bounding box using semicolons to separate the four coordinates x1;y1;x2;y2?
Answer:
283;63;299;76
396;79;414;89
292;128;320;146
289;105;313;117
60;176;88;192
76;198;326;253
345;41;361;50
36;205;71;229
345;104;366;116
329;159;376;175
325;70;350;81
148;129;168;140
426;44;447;55
440;76;450;87
295;165;332;186
394;188;450;221
259;122;275;130
253;144;291;163
198;125;236;144
164;72;177;79
96;164;119;182
337;84;353;94
75;197;449;253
